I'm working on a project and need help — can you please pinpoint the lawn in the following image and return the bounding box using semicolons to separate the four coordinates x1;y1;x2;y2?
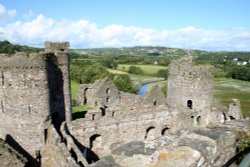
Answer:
213;78;250;117
70;80;81;102
117;64;167;75
107;69;129;74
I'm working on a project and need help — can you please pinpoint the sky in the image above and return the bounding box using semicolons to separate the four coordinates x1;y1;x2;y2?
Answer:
0;0;250;51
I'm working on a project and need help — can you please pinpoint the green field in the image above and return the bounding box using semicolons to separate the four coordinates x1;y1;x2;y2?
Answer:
117;64;167;75
70;74;250;117
213;78;250;116
70;80;80;101
107;69;129;74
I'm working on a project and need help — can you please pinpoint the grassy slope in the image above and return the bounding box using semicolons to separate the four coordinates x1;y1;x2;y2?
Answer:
213;78;250;116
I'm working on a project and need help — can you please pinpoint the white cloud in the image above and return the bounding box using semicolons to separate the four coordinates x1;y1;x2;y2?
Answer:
0;13;250;51
0;4;16;24
23;10;33;19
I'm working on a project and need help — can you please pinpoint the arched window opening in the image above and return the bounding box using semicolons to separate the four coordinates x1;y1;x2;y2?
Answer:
84;88;89;96
106;88;110;94
100;107;106;116
197;116;201;125
161;127;170;136
89;134;102;150
187;100;193;109
112;111;115;117
145;126;155;140
153;100;157;106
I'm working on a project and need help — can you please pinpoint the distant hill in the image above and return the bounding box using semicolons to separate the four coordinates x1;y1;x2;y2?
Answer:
72;46;250;65
73;46;205;57
0;41;41;54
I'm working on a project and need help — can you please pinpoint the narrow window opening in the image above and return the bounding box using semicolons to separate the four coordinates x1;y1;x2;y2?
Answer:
28;105;31;114
106;88;110;94
187;100;193;109
84;88;88;96
92;114;95;120
23;74;27;87
153;100;157;106
44;129;48;143
0;100;4;113
83;97;87;105
100;107;106;116
1;71;4;86
112;111;115;117
106;97;110;103
197;116;201;125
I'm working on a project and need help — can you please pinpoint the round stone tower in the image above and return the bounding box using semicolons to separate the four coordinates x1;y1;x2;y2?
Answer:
166;56;213;112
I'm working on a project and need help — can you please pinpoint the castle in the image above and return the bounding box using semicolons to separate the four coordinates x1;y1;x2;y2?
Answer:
0;42;248;167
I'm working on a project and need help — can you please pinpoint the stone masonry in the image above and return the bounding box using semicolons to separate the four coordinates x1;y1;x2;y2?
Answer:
0;43;248;167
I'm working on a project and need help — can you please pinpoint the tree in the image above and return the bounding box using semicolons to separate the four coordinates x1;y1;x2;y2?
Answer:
100;56;118;69
82;64;113;83
113;74;136;93
128;66;144;75
156;69;169;79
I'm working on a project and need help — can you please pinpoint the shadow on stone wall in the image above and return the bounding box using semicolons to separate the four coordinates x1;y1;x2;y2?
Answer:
46;54;66;131
64;123;100;164
5;134;40;167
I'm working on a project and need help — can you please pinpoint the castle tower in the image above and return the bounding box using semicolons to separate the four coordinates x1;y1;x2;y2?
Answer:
0;42;72;162
166;56;213;112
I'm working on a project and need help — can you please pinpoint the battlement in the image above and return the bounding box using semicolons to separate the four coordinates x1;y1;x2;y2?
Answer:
168;56;213;79
0;53;48;69
45;41;69;53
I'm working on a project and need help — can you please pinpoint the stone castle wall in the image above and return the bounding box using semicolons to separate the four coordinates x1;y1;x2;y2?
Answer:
0;42;72;159
70;105;196;157
167;56;213;112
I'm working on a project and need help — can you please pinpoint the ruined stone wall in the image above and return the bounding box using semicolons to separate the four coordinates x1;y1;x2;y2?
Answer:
70;106;195;157
0;42;72;159
78;78;120;107
0;53;51;157
143;85;165;106
42;125;78;167
167;56;213;112
45;41;72;123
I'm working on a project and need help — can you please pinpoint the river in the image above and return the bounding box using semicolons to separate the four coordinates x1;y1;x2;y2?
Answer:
138;79;166;97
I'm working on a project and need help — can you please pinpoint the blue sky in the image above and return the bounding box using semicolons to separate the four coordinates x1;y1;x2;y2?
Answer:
0;0;250;50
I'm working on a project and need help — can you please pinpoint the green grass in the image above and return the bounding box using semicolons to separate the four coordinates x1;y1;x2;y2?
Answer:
70;80;80;101
117;64;167;75
72;105;93;120
107;69;129;74
213;78;250;117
